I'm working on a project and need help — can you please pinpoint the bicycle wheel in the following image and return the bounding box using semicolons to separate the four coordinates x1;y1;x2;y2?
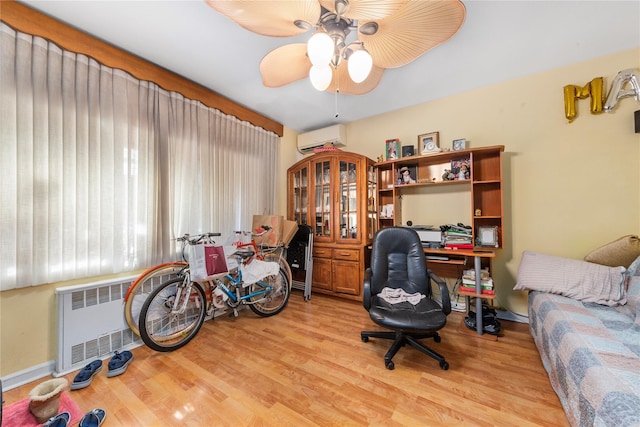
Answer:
264;253;292;290
138;278;206;352
246;266;290;317
124;262;187;336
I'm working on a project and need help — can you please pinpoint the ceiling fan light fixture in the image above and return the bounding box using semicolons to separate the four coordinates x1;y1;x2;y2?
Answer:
307;31;334;66
347;48;372;83
309;64;333;91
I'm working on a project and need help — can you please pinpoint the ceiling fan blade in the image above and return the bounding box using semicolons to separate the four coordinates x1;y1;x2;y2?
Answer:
260;44;311;87
360;0;466;69
205;0;321;37
327;62;385;95
319;0;409;21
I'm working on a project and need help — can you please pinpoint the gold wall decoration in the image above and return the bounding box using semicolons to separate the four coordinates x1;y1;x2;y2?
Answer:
563;77;603;123
564;68;640;123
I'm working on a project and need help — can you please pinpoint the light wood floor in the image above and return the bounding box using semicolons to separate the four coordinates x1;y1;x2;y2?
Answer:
3;291;569;426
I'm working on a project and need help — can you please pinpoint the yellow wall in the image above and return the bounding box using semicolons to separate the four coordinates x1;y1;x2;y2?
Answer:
2;48;639;379
280;47;640;315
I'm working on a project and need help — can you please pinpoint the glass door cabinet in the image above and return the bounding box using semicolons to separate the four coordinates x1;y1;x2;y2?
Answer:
287;151;376;300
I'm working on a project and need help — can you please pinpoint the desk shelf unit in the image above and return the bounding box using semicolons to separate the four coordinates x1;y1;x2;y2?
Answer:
375;145;504;249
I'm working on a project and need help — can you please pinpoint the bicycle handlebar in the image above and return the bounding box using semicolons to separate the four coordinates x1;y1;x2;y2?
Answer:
175;232;221;245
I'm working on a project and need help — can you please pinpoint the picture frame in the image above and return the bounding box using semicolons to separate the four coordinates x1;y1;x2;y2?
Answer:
397;164;417;185
477;226;499;247
418;132;440;155
451;158;470;180
385;138;400;160
401;145;415;157
452;138;467;151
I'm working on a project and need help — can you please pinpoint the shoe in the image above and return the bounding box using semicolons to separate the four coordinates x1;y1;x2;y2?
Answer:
70;360;102;390
43;411;70;427
107;350;133;377
79;408;106;427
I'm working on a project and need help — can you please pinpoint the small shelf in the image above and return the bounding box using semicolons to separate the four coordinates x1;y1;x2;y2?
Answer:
458;288;496;300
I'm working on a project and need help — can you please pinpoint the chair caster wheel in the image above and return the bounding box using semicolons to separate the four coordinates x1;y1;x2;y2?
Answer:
361;335;369;342
440;360;449;370
385;360;394;370
434;335;441;343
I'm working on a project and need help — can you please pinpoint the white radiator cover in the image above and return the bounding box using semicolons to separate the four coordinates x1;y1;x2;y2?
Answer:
55;275;141;376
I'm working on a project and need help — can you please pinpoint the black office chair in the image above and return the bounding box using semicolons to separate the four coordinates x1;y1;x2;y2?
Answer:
361;227;451;370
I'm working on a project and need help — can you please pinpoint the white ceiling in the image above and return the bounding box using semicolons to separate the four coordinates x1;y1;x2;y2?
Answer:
18;0;640;134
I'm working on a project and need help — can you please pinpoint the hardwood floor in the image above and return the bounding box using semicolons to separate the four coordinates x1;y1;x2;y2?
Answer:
3;291;569;426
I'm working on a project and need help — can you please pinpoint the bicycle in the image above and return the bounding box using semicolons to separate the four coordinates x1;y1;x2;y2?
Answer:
137;236;291;352
122;233;219;336
123;227;292;336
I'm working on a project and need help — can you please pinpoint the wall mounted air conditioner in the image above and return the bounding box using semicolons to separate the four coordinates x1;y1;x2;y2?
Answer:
297;124;347;154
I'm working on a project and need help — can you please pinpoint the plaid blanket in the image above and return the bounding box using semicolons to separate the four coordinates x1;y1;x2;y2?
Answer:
529;284;640;427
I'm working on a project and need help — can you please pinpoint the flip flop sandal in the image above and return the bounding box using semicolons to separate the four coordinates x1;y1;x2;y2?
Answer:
79;408;106;427
107;350;133;377
42;411;70;427
70;360;102;390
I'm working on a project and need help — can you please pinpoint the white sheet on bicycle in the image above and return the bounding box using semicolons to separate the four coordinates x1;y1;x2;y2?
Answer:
240;259;279;285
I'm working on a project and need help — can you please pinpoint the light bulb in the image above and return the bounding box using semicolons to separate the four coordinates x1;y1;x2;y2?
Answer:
347;49;373;83
307;32;333;66
309;65;332;91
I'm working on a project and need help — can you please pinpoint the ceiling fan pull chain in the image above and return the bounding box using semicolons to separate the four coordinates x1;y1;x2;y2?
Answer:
335;89;340;118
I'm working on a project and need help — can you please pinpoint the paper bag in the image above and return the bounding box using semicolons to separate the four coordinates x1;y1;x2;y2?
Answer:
281;220;298;247
189;244;228;281
252;214;284;247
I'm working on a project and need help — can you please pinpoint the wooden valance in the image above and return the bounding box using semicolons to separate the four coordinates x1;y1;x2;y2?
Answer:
0;0;284;137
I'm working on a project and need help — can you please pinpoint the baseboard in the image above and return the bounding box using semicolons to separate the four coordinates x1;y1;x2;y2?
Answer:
1;360;56;391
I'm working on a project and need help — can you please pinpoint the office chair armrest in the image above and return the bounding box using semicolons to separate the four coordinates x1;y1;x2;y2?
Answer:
363;268;372;310
428;270;451;315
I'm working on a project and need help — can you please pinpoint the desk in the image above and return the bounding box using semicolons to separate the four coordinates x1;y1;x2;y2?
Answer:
423;248;496;337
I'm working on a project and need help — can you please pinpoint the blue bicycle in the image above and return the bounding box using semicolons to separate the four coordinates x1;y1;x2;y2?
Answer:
138;243;290;352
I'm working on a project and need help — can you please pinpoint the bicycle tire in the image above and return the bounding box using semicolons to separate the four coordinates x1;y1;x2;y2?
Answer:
138;278;206;352
123;262;187;336
264;253;292;290
246;266;290;317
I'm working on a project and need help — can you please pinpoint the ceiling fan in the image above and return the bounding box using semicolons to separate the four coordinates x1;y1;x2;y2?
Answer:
205;0;466;95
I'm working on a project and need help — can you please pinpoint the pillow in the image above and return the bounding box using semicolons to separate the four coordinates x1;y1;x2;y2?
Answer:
628;255;640;277
627;276;640;313
514;251;627;306
584;235;640;268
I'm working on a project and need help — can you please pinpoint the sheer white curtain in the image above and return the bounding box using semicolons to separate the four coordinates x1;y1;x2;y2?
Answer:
0;23;279;291
166;92;278;244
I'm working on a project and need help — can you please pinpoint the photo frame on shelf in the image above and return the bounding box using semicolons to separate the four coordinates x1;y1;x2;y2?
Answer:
397;164;417;185
452;138;467;151
385;138;400;160
401;145;415;157
477;226;499;247
451;158;471;180
418;131;441;155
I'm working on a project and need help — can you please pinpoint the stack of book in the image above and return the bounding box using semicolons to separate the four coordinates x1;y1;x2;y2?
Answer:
459;268;495;295
443;225;473;249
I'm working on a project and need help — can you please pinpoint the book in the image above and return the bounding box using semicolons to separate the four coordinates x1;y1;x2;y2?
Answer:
461;281;494;290
445;243;474;249
459;285;495;295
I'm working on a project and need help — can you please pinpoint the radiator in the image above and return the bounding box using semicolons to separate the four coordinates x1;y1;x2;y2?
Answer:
55;275;141;376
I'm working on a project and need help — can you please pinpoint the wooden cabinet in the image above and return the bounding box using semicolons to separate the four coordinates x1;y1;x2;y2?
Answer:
287;151;376;300
375;145;504;249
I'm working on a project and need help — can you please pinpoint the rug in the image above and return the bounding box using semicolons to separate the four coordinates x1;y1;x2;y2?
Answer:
2;391;84;427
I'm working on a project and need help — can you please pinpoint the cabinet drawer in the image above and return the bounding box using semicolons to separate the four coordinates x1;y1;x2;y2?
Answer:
332;248;360;262
312;247;332;259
